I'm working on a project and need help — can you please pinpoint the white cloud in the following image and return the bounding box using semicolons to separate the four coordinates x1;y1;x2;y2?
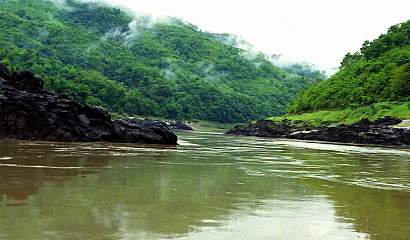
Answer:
77;0;410;73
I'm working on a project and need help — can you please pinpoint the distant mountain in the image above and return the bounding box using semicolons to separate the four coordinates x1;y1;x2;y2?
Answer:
0;0;325;122
289;20;410;114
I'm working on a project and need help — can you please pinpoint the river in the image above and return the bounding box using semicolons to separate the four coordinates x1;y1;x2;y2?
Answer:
0;130;409;240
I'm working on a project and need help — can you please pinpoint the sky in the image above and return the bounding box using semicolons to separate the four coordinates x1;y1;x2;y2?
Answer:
103;0;409;73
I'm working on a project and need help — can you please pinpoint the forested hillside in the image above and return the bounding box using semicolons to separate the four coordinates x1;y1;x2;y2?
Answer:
289;20;410;114
0;0;324;122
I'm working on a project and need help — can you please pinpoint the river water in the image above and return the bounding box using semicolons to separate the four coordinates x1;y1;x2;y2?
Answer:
0;130;409;240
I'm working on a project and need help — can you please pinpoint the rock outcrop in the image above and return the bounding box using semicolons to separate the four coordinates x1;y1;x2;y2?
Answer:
0;64;177;145
226;117;410;146
168;120;194;131
128;119;194;131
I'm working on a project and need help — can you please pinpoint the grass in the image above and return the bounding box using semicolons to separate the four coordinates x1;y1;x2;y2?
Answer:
396;121;410;128
267;102;410;126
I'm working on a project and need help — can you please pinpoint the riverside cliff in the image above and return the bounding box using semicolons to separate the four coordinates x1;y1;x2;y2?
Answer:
0;64;177;145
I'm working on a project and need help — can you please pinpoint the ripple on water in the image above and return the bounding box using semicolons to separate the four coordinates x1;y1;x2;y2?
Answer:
178;140;201;146
274;140;410;156
0;163;100;170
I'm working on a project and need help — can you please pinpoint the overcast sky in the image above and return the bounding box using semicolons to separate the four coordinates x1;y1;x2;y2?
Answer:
105;0;409;73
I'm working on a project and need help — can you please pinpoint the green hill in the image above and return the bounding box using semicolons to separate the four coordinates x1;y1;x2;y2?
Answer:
289;20;410;114
284;20;410;124
0;0;324;122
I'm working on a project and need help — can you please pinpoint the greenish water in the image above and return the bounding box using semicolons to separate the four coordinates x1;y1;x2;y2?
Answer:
0;130;409;240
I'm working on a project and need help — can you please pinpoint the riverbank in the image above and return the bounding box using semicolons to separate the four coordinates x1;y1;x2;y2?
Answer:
226;116;410;146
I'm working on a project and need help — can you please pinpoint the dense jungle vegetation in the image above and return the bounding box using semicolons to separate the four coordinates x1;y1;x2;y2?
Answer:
0;0;325;122
289;20;410;116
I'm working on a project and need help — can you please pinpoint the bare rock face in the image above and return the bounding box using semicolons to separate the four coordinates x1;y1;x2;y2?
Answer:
168;120;194;130
0;64;177;145
226;120;293;138
226;117;410;146
125;119;194;131
0;63;9;80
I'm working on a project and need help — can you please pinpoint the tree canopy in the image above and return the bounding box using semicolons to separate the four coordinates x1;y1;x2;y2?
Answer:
0;0;325;122
289;20;410;114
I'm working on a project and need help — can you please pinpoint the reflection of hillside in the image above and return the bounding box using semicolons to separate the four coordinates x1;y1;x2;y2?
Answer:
0;141;310;239
309;179;410;240
0;140;111;201
97;165;309;236
0;158;107;201
30;164;303;237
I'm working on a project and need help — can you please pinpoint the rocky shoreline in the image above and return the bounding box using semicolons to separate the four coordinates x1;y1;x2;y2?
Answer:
0;64;177;145
226;117;410;146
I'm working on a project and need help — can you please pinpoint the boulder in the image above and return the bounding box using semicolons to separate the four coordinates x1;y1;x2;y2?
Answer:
0;63;10;80
373;116;402;126
14;70;44;91
226;120;292;138
168;121;194;130
125;119;194;131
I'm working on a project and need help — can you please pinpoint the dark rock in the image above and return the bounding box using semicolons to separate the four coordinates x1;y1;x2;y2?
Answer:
226;120;292;138
226;118;410;146
168;121;194;130
83;105;111;122
78;114;91;125
125;119;194;131
0;70;178;145
13;70;44;91
58;94;70;99
111;120;178;144
127;119;169;129
353;118;372;127
373;116;402;126
0;63;10;80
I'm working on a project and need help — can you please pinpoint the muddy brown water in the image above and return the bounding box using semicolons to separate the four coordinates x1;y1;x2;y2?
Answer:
0;130;409;240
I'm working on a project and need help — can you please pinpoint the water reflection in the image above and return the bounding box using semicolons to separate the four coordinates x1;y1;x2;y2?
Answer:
0;141;110;203
0;131;409;240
